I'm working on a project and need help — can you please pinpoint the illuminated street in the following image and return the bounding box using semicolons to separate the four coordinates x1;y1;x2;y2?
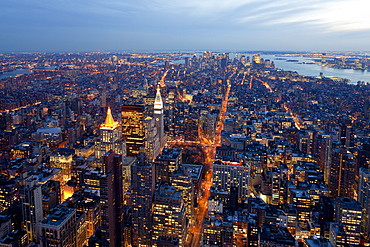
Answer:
187;82;231;247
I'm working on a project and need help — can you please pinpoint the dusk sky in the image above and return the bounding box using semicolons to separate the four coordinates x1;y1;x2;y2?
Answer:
2;0;370;52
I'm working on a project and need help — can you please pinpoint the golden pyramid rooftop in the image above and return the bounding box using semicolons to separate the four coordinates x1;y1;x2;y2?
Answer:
100;107;119;130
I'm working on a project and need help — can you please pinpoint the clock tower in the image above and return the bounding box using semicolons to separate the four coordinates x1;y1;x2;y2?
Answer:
154;86;165;150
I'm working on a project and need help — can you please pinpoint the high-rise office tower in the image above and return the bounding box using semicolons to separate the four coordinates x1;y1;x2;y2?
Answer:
95;107;125;159
0;176;18;213
328;147;356;198
122;105;145;156
315;132;332;183
329;222;346;247
240;55;246;65
335;197;362;245
358;168;370;239
339;117;353;148
38;207;87;247
131;149;155;246
80;151;124;247
154;86;165;150
144;116;160;161
171;167;195;225
143;78;149;92
252;54;261;64
271;167;282;206
152;184;187;246
101;91;107;107
67;191;101;240
122;156;136;204
166;87;176;139
71;97;82;115
102;151;124;247
357;143;370;170
49;148;74;184
20;175;43;243
154;148;182;183
212;160;250;201
289;189;313;222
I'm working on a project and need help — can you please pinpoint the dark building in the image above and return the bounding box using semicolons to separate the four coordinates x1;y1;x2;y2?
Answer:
155;148;182;183
80;151;123;247
41;180;61;217
329;147;356;198
131;149;155;246
259;224;295;247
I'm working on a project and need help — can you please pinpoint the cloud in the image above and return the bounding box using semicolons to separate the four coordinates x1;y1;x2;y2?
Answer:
147;0;258;16
237;0;370;33
1;0;370;52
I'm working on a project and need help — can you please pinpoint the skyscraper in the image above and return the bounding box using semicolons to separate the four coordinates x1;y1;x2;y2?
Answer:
101;91;107;107
122;105;145;156
131;149;155;246
49;148;74;184
329;147;356;198
101;151;124;247
20;175;43;243
144;116;160;161
171;166;195;225
154;86;165;150
212;160;250;201
335;197;362;245
38;207;87;247
80;151;124;247
154;148;182;183
358;167;370;239
95;107;124;159
152;184;187;246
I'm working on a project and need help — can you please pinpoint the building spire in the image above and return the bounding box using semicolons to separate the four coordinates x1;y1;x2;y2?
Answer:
101;107;118;129
154;85;163;110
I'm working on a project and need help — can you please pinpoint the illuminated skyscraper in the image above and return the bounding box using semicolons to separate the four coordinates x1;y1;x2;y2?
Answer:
171;167;195;225
38;207;87;247
95;107;124;159
152;184;187;246
335;197;362;245
212;160;250;201
166;87;176;139
252;54;261;64
154;86;165;150
122;105;145;156
144;116;160;161
49;148;74;184
20;175;43;243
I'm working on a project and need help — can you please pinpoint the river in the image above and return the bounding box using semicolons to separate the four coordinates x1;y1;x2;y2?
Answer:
0;70;33;80
173;54;370;84
259;54;370;84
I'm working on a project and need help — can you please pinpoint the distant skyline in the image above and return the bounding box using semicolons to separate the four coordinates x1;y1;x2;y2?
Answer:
2;0;370;53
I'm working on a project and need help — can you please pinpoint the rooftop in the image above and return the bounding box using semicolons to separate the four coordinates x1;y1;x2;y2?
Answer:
40;207;76;227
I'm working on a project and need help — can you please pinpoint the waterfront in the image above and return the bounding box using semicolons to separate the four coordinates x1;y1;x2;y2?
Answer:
174;53;370;84
0;70;32;80
261;54;370;84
